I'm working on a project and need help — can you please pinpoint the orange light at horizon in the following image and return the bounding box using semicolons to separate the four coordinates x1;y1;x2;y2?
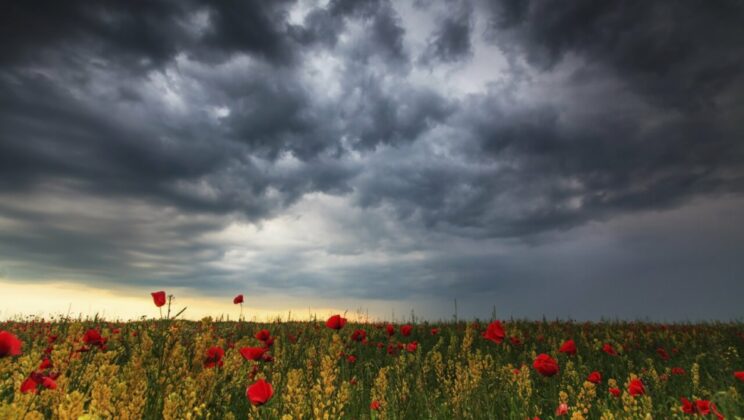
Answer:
0;280;371;322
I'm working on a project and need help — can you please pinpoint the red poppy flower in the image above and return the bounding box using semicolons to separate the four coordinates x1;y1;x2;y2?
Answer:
325;314;347;330
42;377;57;390
681;397;720;417
533;354;559;377
558;339;576;355
587;371;601;384
628;379;645;396
482;320;505;344
386;343;398;355
370;400;381;410
602;343;618;356
255;329;271;342
400;324;413;337
233;294;244;304
20;371;55;393
346;354;357;363
38;358;52;370
406;341;418;352
151;291;166;307
21;377;38;394
672;367;686;375
239;346;266;361
246;379;274;406
431;328;440;335
0;331;22;357
351;329;367;342
555;403;569;416
510;336;522;346
386;324;395;336
656;347;670;361
681;397;695;414
83;329;107;348
735;371;744;382
609;387;621;397
695;400;711;415
204;346;224;368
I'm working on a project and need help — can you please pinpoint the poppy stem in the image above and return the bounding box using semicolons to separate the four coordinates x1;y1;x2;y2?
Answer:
20;391;37;418
172;306;187;319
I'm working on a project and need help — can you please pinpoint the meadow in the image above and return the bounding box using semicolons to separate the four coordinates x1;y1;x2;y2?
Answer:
1;293;743;419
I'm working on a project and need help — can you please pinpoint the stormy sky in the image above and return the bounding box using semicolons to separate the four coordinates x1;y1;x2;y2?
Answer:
1;0;743;321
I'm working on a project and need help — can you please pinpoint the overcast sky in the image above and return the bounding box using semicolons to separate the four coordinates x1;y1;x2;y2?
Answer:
1;0;743;321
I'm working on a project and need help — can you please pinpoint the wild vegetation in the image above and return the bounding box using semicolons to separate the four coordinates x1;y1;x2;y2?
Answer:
1;293;743;419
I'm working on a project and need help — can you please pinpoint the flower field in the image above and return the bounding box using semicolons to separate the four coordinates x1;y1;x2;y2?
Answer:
1;296;743;419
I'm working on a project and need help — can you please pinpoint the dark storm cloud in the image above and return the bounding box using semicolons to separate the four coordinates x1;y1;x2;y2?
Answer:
0;0;311;69
0;0;743;318
0;0;190;69
340;74;453;150
483;0;744;108
296;0;408;52
327;0;410;68
201;1;298;64
354;0;744;237
420;0;474;64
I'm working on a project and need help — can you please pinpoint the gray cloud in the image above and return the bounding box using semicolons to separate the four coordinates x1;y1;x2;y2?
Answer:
420;0;474;64
482;0;744;108
0;0;743;319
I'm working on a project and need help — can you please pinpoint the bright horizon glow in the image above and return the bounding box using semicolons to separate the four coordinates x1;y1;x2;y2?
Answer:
0;280;373;322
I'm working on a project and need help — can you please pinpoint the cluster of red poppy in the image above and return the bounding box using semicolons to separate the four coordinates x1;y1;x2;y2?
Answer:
20;358;58;394
2;325;115;392
239;329;275;364
4;292;738;414
144;298;744;412
324;315;422;365
681;397;724;418
80;328;108;352
199;328;275;404
484;320;739;406
199;323;276;404
204;346;225;368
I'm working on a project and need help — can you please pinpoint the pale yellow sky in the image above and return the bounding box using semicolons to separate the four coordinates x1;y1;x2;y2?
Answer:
0;280;380;322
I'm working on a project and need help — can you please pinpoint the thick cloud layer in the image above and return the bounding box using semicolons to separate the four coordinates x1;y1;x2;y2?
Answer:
1;0;743;319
